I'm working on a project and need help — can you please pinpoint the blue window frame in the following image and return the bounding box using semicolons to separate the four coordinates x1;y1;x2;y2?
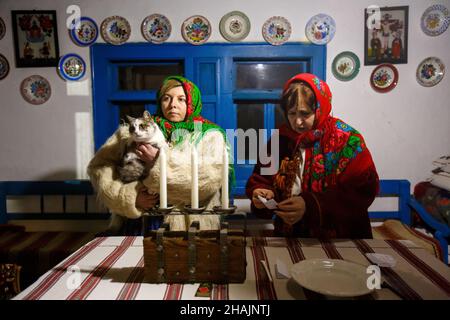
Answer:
91;43;326;197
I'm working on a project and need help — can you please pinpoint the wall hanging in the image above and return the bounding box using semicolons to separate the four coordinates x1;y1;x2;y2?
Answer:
421;4;449;36
219;11;250;42
11;10;60;68
69;16;98;46
20;75;51;104
370;63;398;93
58;53;86;81
305;13;336;45
0;54;9;80
141;14;171;44
262;16;291;45
332;51;360;81
181;15;211;45
101;16;131;45
416;57;445;87
0;17;5;40
364;6;408;65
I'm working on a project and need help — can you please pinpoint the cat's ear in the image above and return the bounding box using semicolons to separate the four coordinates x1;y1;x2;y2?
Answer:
143;110;152;121
126;115;135;123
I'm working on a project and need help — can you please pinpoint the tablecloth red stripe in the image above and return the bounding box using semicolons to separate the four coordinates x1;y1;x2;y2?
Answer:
23;236;107;300
163;284;183;300
385;239;450;296
212;284;228;300
116;257;144;300
353;239;423;300
66;237;135;300
251;238;277;300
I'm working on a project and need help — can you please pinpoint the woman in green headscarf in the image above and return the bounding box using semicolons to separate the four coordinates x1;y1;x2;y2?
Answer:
88;76;232;234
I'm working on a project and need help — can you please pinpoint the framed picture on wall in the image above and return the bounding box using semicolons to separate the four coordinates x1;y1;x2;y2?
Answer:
11;10;60;68
364;6;408;65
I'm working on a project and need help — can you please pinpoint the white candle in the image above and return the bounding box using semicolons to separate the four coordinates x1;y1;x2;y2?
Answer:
159;147;167;208
191;145;199;209
222;146;229;209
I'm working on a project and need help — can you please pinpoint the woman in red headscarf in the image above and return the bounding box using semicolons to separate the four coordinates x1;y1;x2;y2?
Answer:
246;73;379;239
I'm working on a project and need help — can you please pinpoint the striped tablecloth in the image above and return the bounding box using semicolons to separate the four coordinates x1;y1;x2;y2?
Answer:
13;236;450;300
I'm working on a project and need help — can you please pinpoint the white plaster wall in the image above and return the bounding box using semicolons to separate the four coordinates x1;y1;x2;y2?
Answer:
0;0;449;190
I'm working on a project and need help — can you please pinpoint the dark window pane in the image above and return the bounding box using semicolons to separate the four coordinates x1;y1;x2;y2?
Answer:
236;103;264;162
274;104;286;129
235;62;307;89
117;103;146;123
118;62;184;90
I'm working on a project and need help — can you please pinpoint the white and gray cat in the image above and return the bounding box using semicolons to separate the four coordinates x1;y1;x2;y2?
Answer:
119;110;167;183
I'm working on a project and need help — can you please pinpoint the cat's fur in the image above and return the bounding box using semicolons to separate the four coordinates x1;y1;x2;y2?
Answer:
118;111;167;183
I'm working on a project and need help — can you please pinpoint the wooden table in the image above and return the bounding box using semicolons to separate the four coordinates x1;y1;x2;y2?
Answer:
12;236;450;300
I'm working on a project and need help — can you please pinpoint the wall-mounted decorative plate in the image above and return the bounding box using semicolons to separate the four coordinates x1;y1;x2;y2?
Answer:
58;53;86;81
20;75;51;105
262;16;291;45
141;14;171;44
416;57;445;87
421;4;449;36
0;17;5;40
305;13;336;45
332;51;360;81
101;16;131;45
219;11;250;42
370;63;398;93
0;54;9;80
181;15;211;45
69;16;99;46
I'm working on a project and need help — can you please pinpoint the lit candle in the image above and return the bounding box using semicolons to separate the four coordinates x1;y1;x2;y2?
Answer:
191;145;199;209
222;146;229;209
159;147;167;208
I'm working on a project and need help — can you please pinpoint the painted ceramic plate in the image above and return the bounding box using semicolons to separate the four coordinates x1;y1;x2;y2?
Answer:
20;75;51;105
262;16;291;45
58;53;86;81
416;57;445;87
332;51;360;81
182;15;211;45
101;16;131;45
291;259;374;297
0;17;5;40
69;16;99;46
305;13;336;45
0;54;9;80
219;11;250;42
370;64;398;93
141;14;171;44
421;4;450;36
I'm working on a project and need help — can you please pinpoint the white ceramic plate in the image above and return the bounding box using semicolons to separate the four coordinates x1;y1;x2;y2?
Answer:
290;259;374;297
101;15;131;45
262;16;291;45
305;13;336;45
181;15;211;45
58;53;86;81
219;11;250;42
20;75;51;105
421;4;449;36
69;16;98;46
416;57;445;87
141;14;171;44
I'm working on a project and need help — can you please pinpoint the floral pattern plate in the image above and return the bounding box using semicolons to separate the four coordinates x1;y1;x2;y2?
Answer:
101;16;131;45
58;53;86;81
20;75;51;105
69;16;99;46
0;17;5;40
141;14;171;44
219;11;250;42
305;13;336;45
182;15;211;45
0;54;9;80
262;16;291;45
421;4;450;36
370;64;398;93
332;51;360;81
416;57;445;87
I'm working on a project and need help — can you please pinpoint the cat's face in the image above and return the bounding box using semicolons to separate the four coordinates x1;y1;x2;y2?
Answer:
127;113;158;142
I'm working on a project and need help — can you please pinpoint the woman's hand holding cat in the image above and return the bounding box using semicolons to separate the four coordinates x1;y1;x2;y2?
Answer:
136;143;159;164
135;187;159;210
252;188;275;209
275;196;306;226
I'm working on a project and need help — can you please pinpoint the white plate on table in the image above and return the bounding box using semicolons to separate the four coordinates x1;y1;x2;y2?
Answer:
290;259;373;297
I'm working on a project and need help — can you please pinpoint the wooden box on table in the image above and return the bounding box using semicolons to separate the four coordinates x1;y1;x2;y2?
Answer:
143;219;246;284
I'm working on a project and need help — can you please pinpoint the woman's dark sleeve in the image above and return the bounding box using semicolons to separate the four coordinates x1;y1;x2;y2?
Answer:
299;148;379;239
